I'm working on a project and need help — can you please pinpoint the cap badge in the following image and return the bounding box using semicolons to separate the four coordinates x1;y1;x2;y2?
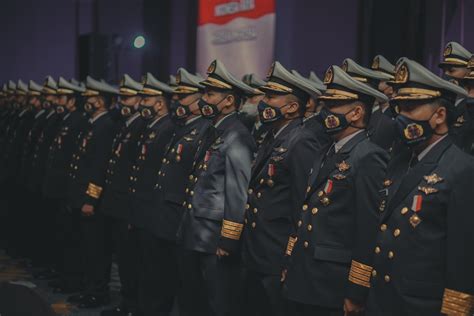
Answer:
395;64;409;83
207;61;216;75
372;57;380;70
323;67;334;84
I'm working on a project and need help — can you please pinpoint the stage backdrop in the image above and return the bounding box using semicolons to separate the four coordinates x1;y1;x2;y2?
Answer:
196;0;275;79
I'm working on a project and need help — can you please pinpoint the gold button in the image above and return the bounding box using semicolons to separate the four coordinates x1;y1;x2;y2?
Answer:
384;275;390;283
253;208;258;214
171;148;175;153
380;224;387;231
401;207;408;215
162;158;166;163
182;201;186;206
257;192;262;198
307;225;312;231
375;246;381;254
244;218;248;224
251;222;256;228
189;175;194;180
372;270;377;277
297;220;302;227
185;188;189;193
248;188;253;194
259;179;264;184
393;229;401;237
302;204;308;211
318;191;324;197
306;186;311;193
388;251;394;259
190;191;194;196
158;171;162;175
187;204;192;209
311;207;318;215
304;241;309;248
194;178;198;183
245;204;250;210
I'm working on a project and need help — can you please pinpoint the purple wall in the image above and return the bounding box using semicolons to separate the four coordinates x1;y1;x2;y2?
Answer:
1;0;472;85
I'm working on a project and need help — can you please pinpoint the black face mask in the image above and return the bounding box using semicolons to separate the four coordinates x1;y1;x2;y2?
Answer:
395;111;444;148
317;106;357;135
119;103;136;118
198;95;228;119
139;105;156;120
257;100;290;125
170;98;196;124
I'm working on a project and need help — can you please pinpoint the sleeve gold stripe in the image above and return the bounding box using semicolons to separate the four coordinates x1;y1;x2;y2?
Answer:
441;288;474;315
348;275;371;288
221;220;244;240
285;236;297;256
86;183;103;199
351;260;373;272
348;260;373;288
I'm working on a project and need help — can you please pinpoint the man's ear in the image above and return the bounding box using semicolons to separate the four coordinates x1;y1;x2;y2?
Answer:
350;104;364;122
434;106;446;125
225;94;235;107
286;100;299;114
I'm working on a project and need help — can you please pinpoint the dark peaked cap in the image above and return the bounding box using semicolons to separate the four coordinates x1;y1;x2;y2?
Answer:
260;61;322;101
82;76;119;96
319;65;388;103
57;76;85;95
200;59;255;95
390;58;467;102
140;72;174;96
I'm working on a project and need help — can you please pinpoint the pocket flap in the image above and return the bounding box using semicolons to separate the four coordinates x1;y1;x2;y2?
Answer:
313;245;352;263
164;191;184;205
401;278;443;299
193;206;223;221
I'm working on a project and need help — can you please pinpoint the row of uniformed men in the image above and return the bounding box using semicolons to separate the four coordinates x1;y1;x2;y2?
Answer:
0;40;474;316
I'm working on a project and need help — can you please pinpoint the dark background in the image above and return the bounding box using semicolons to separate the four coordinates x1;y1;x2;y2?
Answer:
0;0;472;84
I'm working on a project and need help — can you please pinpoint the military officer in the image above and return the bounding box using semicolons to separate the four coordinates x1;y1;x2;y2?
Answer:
177;60;256;316
365;58;474;315
283;65;389;315
42;77;88;293
291;70;330;143
240;73;266;131
140;68;210;316
99;74;146;315
456;56;474;155
3;80;35;257
241;74;268;145
240;61;324;316
341;57;397;152
367;55;400;152
438;42;472;148
123;73;176;316
66;76;118;308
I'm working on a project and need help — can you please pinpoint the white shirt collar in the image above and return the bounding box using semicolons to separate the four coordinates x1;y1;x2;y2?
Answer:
417;134;448;161
185;115;201;126
214;112;236;128
148;114;168;128
35;109;45;119
125;112;141;127
334;130;365;153
89;111;108;123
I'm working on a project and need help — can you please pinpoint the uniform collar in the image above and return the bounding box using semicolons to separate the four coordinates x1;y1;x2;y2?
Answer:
214;112;236;129
35;109;45;119
125;112;141;127
417;134;448;161
148;113;168;128
89;110;108;123
185;115;202;126
46;109;55;119
63;112;71;121
334;129;365;153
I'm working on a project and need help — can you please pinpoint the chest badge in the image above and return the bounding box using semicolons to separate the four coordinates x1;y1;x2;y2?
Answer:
274;147;288;154
333;174;346;180
418;186;438;195
149;132;156;139
383;179;393;187
336;160;351;172
424;173;443;185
